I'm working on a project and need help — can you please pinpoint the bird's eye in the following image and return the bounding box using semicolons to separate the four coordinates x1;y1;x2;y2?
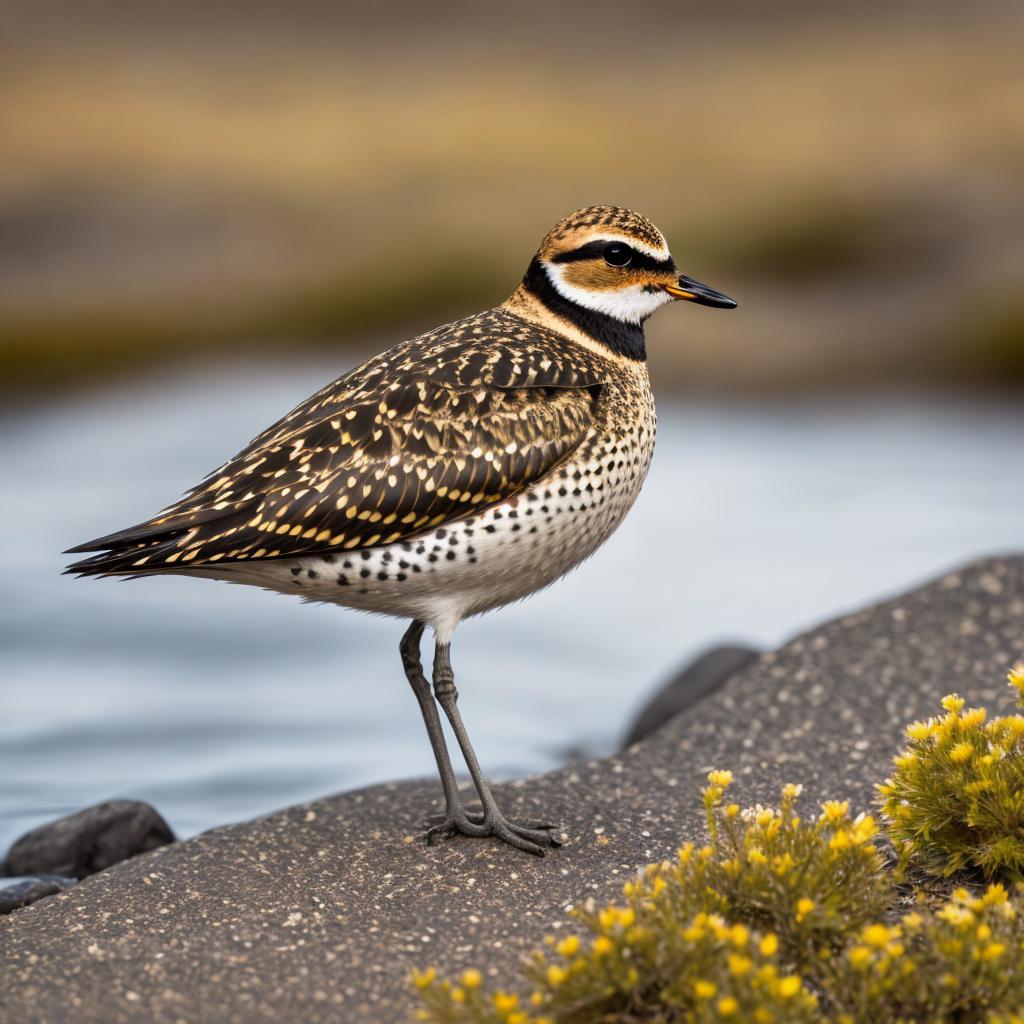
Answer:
602;242;633;268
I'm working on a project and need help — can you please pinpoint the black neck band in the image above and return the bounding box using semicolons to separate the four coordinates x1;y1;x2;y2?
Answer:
522;258;647;362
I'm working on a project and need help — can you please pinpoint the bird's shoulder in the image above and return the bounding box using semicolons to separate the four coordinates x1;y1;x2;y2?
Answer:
251;307;611;446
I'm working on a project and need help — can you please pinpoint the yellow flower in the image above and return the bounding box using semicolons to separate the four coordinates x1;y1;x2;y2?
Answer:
755;809;775;828
754;1010;774;1024
782;783;803;800
693;979;717;1000
893;752;917;768
592;936;613;956
848;945;872;968
795;898;815;922
617;907;636;928
820;800;849;823
941;694;966;713
748;848;768;866
530;991;544;1006
862;924;897;949
906;720;936;741
776;976;802;999
411;967;437;990
450;987;466;1004
460;968;482;990
829;829;852;850
707;769;734;787
983;942;1006;961
938;905;973;928
981;884;1009;907
725;803;740;818
903;912;923;930
598;907;618;931
729;924;750;948
728;954;752;977
493;991;519;1012
718;995;740;1016
546;965;567;986
1008;664;1024;692
961;707;987;727
651;876;667;896
555;935;580;958
851;814;878;844
760;934;779;957
949;741;974;764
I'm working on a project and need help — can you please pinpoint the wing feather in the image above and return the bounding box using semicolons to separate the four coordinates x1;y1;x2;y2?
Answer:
66;317;607;576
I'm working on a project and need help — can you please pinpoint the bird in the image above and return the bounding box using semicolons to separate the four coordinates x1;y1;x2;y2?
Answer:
66;206;736;856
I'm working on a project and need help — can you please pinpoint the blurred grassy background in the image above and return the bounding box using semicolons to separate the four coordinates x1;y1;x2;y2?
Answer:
2;1;1023;397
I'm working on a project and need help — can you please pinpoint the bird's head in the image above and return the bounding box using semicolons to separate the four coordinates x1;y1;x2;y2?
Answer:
514;207;735;351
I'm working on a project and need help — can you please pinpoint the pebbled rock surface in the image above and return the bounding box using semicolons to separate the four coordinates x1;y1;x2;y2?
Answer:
2;800;175;881
622;643;762;748
2;556;1022;1024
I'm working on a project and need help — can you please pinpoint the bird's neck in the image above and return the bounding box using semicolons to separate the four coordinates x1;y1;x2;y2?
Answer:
505;257;648;362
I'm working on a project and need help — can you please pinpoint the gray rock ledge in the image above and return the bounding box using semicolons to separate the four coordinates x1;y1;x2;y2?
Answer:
2;556;1022;1024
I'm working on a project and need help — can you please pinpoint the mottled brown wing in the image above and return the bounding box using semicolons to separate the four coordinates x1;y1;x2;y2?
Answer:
67;377;600;575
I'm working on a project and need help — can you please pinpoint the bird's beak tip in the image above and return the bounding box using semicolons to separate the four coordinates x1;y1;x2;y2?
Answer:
664;275;737;310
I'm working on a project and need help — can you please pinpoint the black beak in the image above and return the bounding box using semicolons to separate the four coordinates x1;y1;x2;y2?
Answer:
664;274;738;309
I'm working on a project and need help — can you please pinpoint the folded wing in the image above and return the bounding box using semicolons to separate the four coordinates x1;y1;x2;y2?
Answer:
66;334;605;576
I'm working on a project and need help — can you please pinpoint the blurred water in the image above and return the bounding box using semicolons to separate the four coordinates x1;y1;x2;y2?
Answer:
2;359;1023;853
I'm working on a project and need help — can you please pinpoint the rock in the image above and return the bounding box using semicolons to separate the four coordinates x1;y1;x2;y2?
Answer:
622;643;762;748
2;556;1022;1024
2;800;175;881
0;875;77;915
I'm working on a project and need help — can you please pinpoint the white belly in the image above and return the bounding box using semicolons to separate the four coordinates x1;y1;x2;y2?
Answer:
189;420;654;641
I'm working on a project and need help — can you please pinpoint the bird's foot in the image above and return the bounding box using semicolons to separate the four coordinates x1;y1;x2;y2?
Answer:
425;809;562;856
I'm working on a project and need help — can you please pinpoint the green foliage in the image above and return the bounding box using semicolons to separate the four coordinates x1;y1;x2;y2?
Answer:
415;668;1024;1023
879;668;1024;879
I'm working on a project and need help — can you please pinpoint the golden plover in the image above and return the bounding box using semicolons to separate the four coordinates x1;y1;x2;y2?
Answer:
67;206;736;855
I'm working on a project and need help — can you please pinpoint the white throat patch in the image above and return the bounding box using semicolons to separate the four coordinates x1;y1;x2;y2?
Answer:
543;263;673;325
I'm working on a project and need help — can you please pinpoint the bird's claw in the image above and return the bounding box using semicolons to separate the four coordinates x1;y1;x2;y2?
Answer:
425;810;562;856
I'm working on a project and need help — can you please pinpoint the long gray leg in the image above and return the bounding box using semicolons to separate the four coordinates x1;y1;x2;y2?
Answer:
400;621;487;839
431;640;561;856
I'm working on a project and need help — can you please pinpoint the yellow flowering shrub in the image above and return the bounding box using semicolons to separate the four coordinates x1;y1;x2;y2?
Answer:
879;667;1024;879
416;668;1024;1023
825;885;1024;1022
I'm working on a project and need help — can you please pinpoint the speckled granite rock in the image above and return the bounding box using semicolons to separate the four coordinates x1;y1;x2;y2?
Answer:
2;556;1022;1024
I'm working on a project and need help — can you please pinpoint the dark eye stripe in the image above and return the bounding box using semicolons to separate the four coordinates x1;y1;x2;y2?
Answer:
550;240;675;273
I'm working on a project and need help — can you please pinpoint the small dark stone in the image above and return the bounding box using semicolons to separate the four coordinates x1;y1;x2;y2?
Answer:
622;645;762;749
0;875;77;915
2;801;175;880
